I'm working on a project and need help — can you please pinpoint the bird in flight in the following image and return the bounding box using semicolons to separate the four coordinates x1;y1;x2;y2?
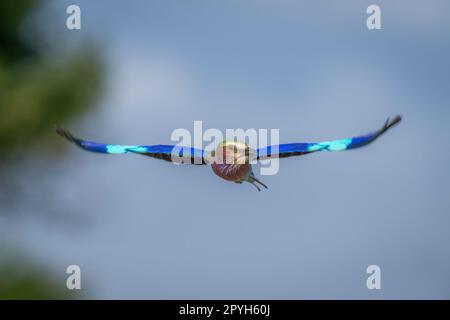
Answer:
56;115;401;191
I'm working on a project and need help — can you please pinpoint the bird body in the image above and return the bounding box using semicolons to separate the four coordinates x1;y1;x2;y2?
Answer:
211;161;251;182
56;115;401;191
208;140;266;190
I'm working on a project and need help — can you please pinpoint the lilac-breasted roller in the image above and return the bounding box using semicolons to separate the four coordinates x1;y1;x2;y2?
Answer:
56;115;401;191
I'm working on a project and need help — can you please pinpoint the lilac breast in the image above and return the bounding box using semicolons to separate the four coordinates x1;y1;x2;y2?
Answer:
211;163;250;182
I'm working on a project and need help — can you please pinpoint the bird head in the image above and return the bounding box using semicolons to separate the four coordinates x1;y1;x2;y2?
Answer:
209;140;257;165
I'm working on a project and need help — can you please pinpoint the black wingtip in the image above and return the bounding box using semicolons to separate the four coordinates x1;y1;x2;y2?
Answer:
56;125;71;141
387;115;402;129
55;125;80;145
380;115;402;135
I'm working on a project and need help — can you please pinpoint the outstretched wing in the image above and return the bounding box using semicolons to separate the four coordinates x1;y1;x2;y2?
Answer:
56;127;207;165
257;115;402;159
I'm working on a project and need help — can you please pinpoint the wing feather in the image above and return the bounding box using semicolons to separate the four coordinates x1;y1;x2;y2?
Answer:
56;127;207;165
257;115;401;159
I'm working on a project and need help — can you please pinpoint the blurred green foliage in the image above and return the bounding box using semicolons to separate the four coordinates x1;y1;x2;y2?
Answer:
0;53;102;149
0;0;103;299
0;253;80;299
0;0;103;151
0;0;39;62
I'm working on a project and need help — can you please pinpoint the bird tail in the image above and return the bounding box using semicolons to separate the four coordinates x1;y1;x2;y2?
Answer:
247;173;268;192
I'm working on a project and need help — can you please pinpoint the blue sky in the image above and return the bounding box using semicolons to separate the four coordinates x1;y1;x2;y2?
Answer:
1;0;450;298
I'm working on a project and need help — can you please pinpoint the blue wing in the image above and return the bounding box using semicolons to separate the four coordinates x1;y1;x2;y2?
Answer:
56;127;206;165
257;115;401;159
